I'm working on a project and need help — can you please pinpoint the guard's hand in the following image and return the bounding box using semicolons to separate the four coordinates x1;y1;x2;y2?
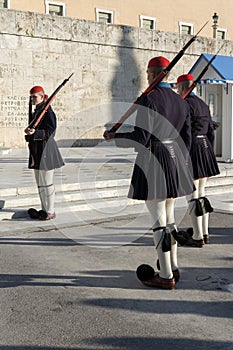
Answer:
24;127;35;135
103;130;115;141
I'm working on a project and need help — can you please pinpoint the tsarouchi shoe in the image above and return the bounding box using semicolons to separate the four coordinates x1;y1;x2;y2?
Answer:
39;211;56;220
184;238;205;248
38;210;48;220
203;235;209;244
28;208;40;219
172;269;180;283
142;274;175;290
44;213;56;220
156;259;180;283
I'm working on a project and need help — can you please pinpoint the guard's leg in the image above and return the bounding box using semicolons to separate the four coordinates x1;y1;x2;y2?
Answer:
165;199;180;282
146;199;173;279
166;199;178;271
146;198;166;230
202;211;209;244
27;169;44;218
42;169;55;214
35;170;56;220
186;179;205;247
34;169;46;211
199;177;213;243
188;198;204;239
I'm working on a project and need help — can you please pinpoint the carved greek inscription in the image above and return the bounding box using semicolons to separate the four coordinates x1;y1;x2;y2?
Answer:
51;100;66;121
0;96;28;127
0;95;67;127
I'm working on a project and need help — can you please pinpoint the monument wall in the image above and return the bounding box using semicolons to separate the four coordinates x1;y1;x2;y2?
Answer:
0;9;231;147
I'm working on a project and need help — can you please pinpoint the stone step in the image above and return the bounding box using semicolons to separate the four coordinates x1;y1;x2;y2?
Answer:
0;195;143;220
0;173;232;199
0;178;130;197
1;186;129;209
206;183;233;195
1;175;233;221
0;147;12;155
206;175;233;186
0;179;131;220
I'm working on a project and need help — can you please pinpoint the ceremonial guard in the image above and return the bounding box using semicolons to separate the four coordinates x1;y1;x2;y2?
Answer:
24;86;64;220
104;57;194;289
176;74;220;247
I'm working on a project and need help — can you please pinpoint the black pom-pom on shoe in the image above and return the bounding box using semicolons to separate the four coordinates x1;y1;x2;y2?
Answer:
186;227;194;238
28;208;39;219
136;264;155;282
171;229;190;246
38;210;48;220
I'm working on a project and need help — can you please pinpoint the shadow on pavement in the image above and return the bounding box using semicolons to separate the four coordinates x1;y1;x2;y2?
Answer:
0;267;232;292
1;337;231;350
89;336;233;350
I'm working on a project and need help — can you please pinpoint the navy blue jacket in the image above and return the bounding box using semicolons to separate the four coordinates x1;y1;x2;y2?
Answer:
185;93;215;147
114;83;193;199
27;102;64;170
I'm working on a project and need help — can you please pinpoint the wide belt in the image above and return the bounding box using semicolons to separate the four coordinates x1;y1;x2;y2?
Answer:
150;139;176;158
151;138;174;144
196;135;206;138
162;139;174;144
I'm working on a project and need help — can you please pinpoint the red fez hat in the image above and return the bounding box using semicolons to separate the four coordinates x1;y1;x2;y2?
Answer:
148;56;170;68
44;94;49;99
177;74;194;84
30;86;44;94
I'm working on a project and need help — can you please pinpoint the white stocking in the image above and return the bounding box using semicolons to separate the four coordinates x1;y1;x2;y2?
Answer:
44;182;55;214
34;169;55;214
189;200;203;240
202;212;209;236
198;178;207;197
145;199;166;228
199;178;209;236
34;169;46;211
153;228;173;279
166;199;178;271
189;179;204;240
146;199;174;279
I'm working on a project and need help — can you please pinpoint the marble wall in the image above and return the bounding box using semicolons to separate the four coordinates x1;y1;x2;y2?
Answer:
0;9;230;147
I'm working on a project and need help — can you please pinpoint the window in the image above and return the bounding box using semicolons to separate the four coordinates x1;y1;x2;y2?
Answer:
217;28;227;40
45;1;66;16
208;94;215;116
0;0;10;8
179;22;194;35
96;8;114;24
140;15;156;30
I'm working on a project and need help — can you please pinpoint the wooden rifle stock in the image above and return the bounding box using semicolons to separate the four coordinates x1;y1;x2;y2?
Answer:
27;73;74;129
182;44;224;99
108;21;209;133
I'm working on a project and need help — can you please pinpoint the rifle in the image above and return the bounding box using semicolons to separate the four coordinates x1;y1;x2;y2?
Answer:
106;21;208;134
182;44;224;99
26;73;74;129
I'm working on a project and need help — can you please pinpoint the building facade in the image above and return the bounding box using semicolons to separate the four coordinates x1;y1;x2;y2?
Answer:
189;55;233;162
0;7;229;148
0;4;232;151
1;0;232;40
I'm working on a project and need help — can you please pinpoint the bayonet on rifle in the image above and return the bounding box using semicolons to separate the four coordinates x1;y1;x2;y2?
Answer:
27;73;74;130
107;21;209;133
182;44;224;99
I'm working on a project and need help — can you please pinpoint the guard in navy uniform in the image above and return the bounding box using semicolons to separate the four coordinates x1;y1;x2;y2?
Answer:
104;56;194;289
24;86;64;220
177;74;220;247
